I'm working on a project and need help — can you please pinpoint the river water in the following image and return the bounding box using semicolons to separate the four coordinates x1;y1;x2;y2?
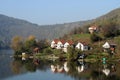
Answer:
0;49;120;80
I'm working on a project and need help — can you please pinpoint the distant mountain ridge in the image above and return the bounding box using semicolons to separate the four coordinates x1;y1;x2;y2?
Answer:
0;14;89;48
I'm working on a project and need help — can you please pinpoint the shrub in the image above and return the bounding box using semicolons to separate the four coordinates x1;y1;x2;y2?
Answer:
66;47;79;61
90;33;102;42
43;48;53;54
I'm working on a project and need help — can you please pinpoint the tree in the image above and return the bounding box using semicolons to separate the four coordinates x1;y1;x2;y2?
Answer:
101;20;119;38
67;47;79;61
25;35;37;49
11;36;23;51
90;33;102;43
27;35;36;41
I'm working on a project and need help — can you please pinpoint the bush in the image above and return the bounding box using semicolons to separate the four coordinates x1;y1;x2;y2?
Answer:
66;47;80;61
90;33;102;42
52;49;63;56
43;48;53;54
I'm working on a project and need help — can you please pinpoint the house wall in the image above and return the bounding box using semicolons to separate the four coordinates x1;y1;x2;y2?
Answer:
56;41;63;49
76;43;88;51
51;41;56;48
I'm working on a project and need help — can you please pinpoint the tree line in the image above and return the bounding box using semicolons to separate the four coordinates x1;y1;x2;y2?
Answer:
11;35;49;55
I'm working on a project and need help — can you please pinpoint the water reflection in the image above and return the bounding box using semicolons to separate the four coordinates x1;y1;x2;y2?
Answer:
50;61;85;74
10;57;120;80
1;50;120;80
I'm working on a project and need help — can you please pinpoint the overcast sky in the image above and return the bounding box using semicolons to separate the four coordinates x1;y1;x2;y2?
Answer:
0;0;120;25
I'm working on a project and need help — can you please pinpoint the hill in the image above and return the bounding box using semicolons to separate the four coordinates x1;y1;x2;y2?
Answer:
0;14;90;48
62;8;120;43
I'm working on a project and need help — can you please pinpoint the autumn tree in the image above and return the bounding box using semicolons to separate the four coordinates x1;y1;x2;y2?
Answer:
11;36;23;51
25;35;37;50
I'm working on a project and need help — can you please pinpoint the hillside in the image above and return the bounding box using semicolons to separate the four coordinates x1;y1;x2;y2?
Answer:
63;8;120;43
0;14;90;48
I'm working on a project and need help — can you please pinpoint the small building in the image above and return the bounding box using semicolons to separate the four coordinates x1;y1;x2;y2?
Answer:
33;47;40;53
88;25;98;34
63;40;74;52
102;42;116;54
102;42;110;49
51;39;59;48
56;40;65;49
76;42;89;51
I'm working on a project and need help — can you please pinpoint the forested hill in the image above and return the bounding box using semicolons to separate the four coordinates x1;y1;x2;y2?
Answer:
0;14;89;48
95;7;120;26
69;7;120;35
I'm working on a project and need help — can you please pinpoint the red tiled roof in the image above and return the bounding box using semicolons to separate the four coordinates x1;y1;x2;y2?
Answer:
66;40;74;45
78;41;88;46
53;39;59;43
60;40;65;44
89;25;97;30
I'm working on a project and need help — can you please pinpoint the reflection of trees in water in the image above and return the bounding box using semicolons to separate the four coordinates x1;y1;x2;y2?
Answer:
90;62;119;80
24;59;36;72
11;58;36;74
11;58;23;74
50;61;120;80
36;60;52;71
11;58;53;74
11;57;120;80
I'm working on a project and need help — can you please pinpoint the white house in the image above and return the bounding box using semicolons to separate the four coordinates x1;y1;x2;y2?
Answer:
102;42;110;49
51;39;59;48
56;40;65;49
102;42;116;53
63;40;74;52
76;42;89;51
88;25;98;34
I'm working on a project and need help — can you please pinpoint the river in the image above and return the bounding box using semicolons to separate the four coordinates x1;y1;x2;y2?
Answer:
0;49;120;80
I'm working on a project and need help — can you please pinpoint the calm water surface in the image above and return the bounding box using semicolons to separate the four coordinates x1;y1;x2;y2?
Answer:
0;49;120;80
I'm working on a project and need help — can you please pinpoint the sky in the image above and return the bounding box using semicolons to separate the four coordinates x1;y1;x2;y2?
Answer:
0;0;120;25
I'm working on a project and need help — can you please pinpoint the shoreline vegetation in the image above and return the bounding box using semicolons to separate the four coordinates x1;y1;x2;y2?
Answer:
11;32;120;63
11;33;120;63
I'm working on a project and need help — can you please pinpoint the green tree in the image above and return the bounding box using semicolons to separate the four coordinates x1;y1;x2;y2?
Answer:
101;20;119;38
67;47;79;61
90;33;102;42
25;35;37;49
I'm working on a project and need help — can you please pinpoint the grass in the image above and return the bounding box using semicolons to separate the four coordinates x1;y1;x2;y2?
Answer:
72;33;90;38
67;33;91;42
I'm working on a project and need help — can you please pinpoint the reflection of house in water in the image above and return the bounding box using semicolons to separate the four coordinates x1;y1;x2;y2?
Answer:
57;65;64;73
102;64;116;76
64;62;69;72
102;68;110;76
50;62;69;73
76;65;84;73
50;61;86;74
51;65;65;73
76;61;85;73
51;65;57;73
